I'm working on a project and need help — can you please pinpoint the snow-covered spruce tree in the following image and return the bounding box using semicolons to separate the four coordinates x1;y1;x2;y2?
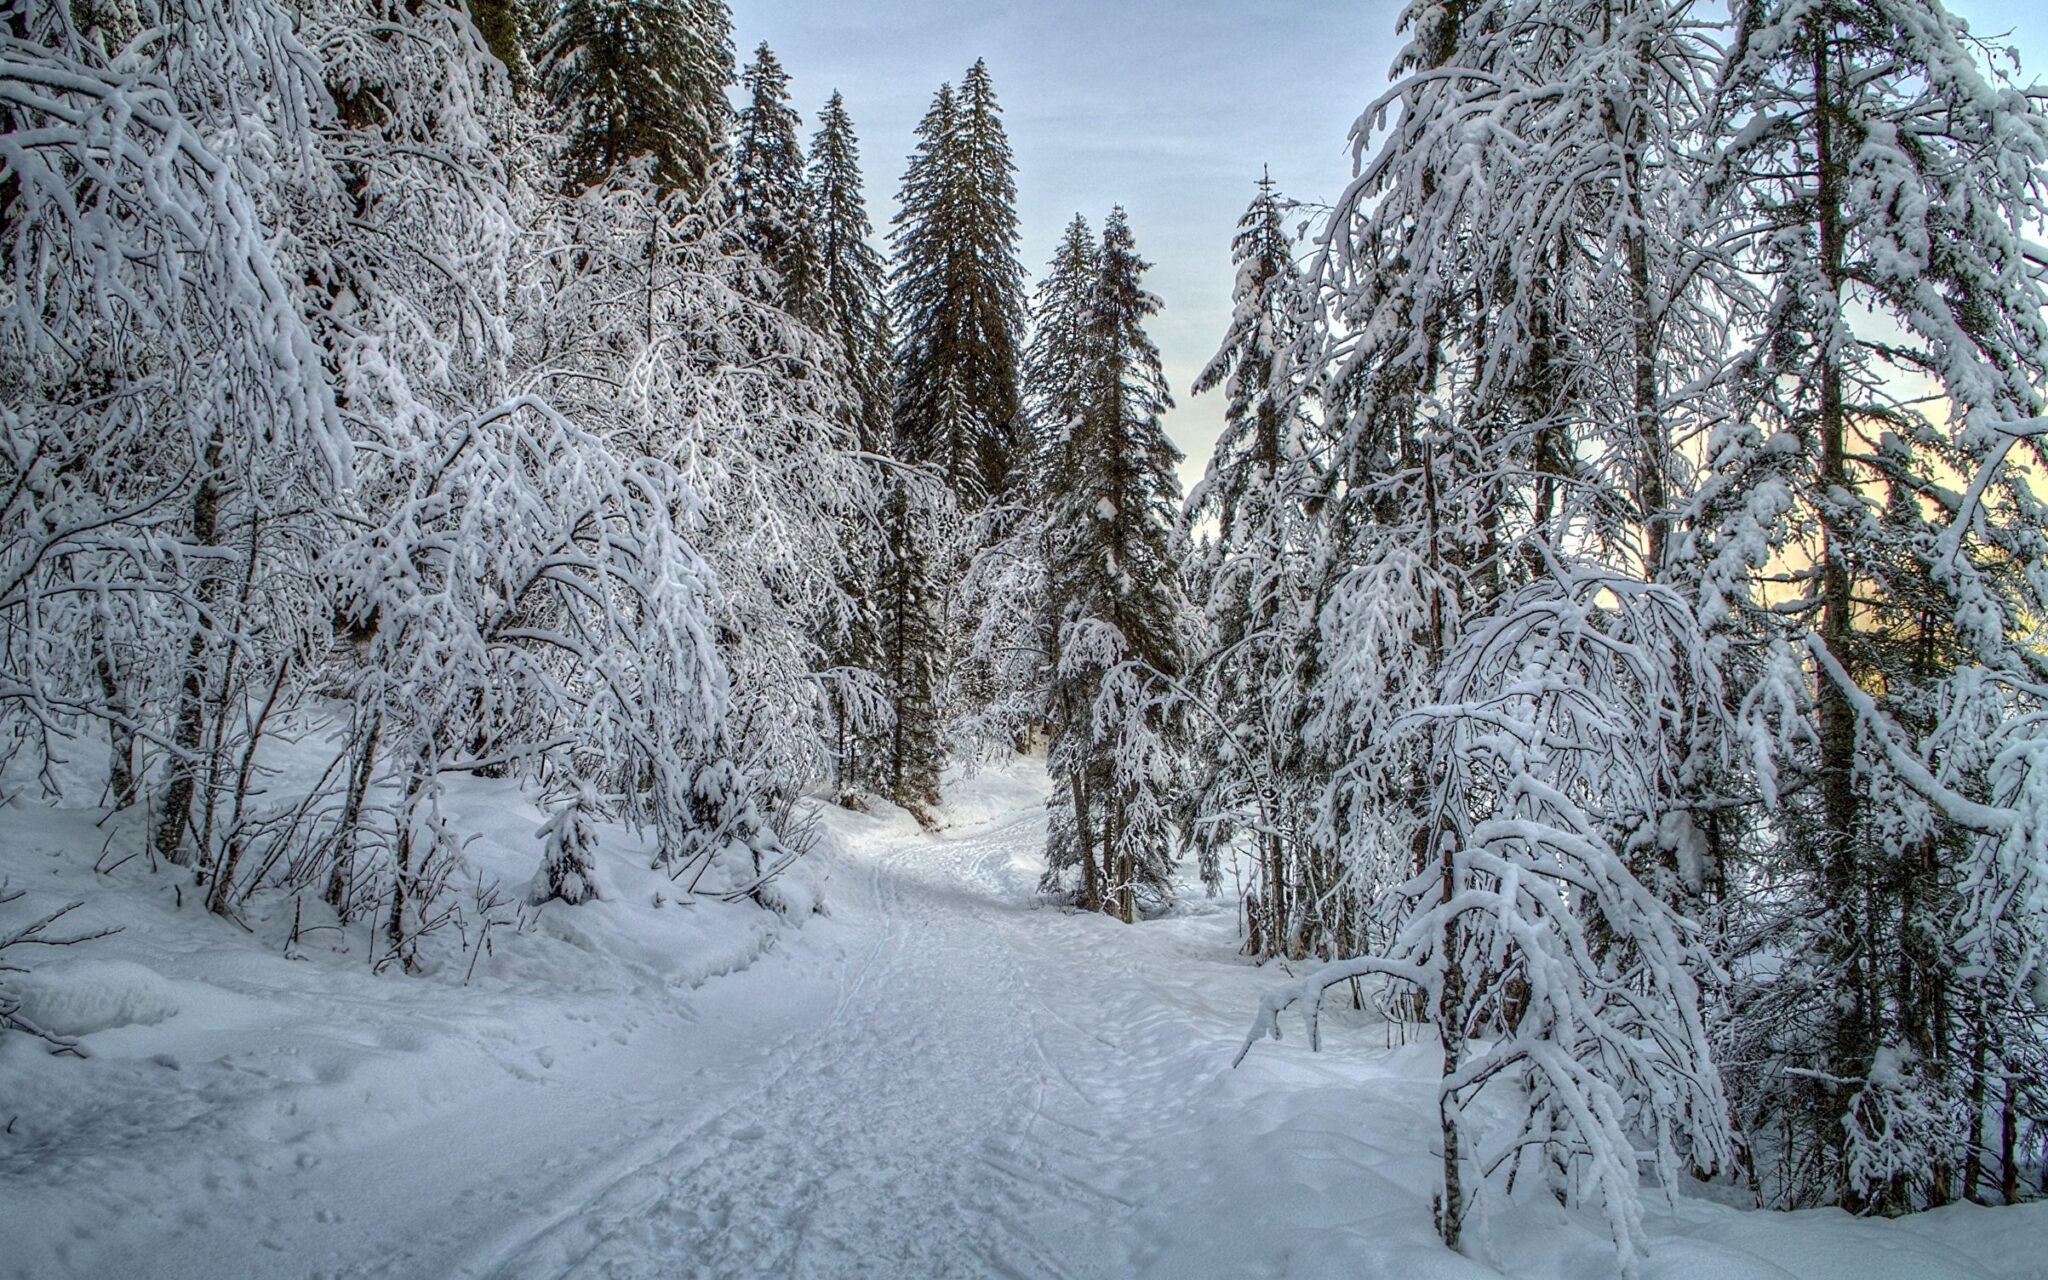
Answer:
1245;568;1735;1269
808;91;894;455
1184;172;1335;953
804;90;896;797
727;42;820;318
1039;209;1189;922
1235;0;1748;1260
1705;0;2048;1212
874;64;1029;809
535;0;733;195
869;83;963;814
0;0;350;874
961;213;1096;801
1011;215;1096;879
889;63;1026;506
531;787;604;906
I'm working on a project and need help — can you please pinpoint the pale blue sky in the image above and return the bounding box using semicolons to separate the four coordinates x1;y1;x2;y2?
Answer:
733;0;2048;489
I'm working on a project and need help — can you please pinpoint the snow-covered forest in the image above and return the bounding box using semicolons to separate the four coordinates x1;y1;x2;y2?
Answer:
3;0;2047;1275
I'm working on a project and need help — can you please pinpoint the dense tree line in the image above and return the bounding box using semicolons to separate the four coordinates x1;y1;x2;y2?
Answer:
1210;0;2048;1263
5;0;2044;1267
0;0;877;970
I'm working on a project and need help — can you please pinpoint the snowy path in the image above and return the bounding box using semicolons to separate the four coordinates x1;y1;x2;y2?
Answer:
482;801;1124;1279
7;758;2047;1279
473;770;1280;1279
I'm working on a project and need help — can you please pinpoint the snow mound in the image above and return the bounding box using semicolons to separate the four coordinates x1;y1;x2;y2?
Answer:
6;958;179;1035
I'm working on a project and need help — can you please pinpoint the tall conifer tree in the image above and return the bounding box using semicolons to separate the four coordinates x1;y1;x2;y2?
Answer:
803;91;894;796
728;42;819;315
1706;0;2048;1212
535;0;734;194
807;91;893;452
1041;209;1187;922
889;63;1025;504
1185;172;1327;955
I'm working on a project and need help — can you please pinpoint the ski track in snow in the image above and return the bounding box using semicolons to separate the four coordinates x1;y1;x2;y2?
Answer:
479;805;1117;1280
6;758;2047;1280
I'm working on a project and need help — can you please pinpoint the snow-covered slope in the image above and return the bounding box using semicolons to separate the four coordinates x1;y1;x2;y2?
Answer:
3;757;2042;1278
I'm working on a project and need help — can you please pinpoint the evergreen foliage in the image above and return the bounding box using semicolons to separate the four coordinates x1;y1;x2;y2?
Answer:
808;91;894;454
889;63;1026;504
1037;210;1189;921
1702;0;2048;1214
1184;173;1329;952
8;0;2048;1261
536;0;733;194
729;42;820;316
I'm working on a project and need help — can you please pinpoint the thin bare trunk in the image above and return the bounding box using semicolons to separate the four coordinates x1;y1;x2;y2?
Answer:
154;428;224;867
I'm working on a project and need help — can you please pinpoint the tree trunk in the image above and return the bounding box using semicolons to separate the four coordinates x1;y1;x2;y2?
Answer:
95;619;133;808
1113;791;1135;924
384;749;431;974
1073;767;1099;912
326;711;382;920
1809;22;1876;1210
1436;841;1467;1252
1966;991;1991;1203
154;428;224;868
2000;1070;2020;1205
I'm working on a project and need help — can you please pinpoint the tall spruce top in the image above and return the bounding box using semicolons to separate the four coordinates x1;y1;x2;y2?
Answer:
808;91;894;452
889;65;1026;505
537;0;735;194
729;42;819;315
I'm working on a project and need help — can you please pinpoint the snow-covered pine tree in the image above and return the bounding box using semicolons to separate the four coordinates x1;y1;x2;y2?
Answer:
802;90;897;797
889;63;1026;505
874;64;1026;811
536;0;734;195
728;43;820;317
1184;172;1333;953
1041;209;1189;922
1025;215;1102;468
808;91;894;454
1011;214;1099;851
531;787;604;906
1706;0;2048;1212
941;222;1091;763
1236;0;1746;1261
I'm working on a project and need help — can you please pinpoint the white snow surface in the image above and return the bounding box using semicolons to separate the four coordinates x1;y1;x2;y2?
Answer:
6;959;180;1036
3;756;2044;1279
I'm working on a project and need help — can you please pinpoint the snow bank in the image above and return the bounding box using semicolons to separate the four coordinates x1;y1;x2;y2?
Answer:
4;959;179;1036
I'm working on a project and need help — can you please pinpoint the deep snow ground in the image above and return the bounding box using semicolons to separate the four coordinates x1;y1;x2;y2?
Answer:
3;756;2045;1279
